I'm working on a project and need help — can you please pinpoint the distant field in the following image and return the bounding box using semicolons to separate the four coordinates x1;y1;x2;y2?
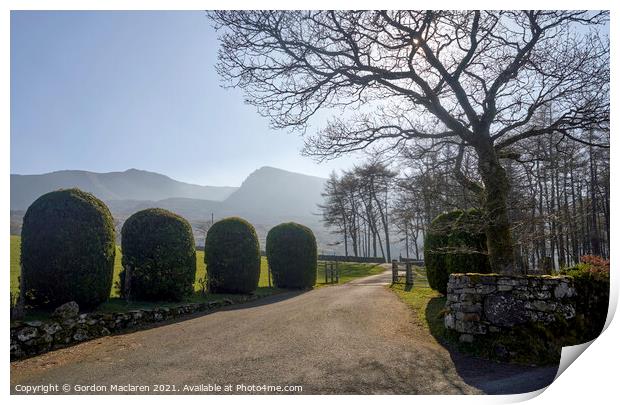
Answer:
316;261;384;286
10;236;383;297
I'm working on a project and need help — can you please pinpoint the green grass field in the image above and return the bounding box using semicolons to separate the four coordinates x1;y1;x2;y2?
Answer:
316;261;384;286
388;266;445;335
10;235;383;301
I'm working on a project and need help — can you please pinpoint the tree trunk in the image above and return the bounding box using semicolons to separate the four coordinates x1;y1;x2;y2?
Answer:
371;188;391;262
405;224;410;259
536;155;547;264
588;143;602;256
352;212;359;257
413;222;420;260
476;143;519;275
343;225;348;257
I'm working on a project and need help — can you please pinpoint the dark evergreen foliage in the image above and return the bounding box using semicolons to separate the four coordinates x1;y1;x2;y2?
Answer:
204;217;260;293
121;208;196;301
445;209;491;276
425;209;490;295
266;222;317;289
21;188;116;309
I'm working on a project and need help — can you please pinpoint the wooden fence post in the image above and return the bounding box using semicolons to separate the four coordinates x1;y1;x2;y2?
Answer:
335;261;340;283
392;260;398;284
406;262;414;286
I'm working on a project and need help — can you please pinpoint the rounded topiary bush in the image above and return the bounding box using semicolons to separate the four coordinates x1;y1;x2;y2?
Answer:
20;188;116;309
205;217;260;294
424;210;462;294
120;208;196;301
266;222;317;289
445;209;491;277
425;209;491;295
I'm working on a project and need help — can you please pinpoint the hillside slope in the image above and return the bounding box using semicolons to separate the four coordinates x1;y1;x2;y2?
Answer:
224;166;325;221
10;169;236;210
10;166;332;250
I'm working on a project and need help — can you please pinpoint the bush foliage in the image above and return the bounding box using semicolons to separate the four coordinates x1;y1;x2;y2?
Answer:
20;188;116;309
120;208;196;301
205;217;260;293
445;209;491;276
424;210;462;294
424;209;490;295
266;222;317;289
560;255;610;343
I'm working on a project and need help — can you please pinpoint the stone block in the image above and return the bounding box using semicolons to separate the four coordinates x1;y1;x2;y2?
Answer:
52;301;79;320
459;334;474;343
483;293;529;327
73;329;90;342
554;283;575;299
444;313;455;329
17;327;38;342
528;300;556;312
42;322;62;335
463;313;481;322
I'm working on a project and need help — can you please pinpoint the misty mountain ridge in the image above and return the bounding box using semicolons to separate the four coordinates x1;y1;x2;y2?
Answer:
10;166;331;249
11;168;237;210
225;166;326;218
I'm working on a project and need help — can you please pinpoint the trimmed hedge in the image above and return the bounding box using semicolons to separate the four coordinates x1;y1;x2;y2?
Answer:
266;222;317;289
445;209;491;276
424;210;462;294
120;208;196;301
560;256;610;343
424;209;490;295
205;217;260;294
20;188;116;309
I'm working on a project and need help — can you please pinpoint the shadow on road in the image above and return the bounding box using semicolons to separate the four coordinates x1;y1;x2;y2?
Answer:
113;290;307;337
424;297;559;395
217;290;307;312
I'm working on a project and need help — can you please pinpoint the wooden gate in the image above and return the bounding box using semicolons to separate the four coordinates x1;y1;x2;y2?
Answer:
391;260;414;286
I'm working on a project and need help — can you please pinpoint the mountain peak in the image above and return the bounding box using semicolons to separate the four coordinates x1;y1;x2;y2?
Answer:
253;166;285;174
224;166;326;217
250;165;326;180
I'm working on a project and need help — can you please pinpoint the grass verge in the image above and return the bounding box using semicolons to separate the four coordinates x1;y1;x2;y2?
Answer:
388;266;562;365
315;261;384;287
388;266;446;335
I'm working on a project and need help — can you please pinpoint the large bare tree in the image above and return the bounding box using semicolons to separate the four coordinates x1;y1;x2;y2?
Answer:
210;10;609;275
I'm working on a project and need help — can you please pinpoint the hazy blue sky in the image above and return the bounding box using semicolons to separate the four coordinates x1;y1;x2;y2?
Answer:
10;11;355;186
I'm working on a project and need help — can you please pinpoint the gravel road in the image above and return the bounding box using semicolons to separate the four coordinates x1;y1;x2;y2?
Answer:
11;270;558;394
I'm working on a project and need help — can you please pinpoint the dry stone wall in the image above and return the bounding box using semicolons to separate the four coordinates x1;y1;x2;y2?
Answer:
445;273;576;343
10;295;261;360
